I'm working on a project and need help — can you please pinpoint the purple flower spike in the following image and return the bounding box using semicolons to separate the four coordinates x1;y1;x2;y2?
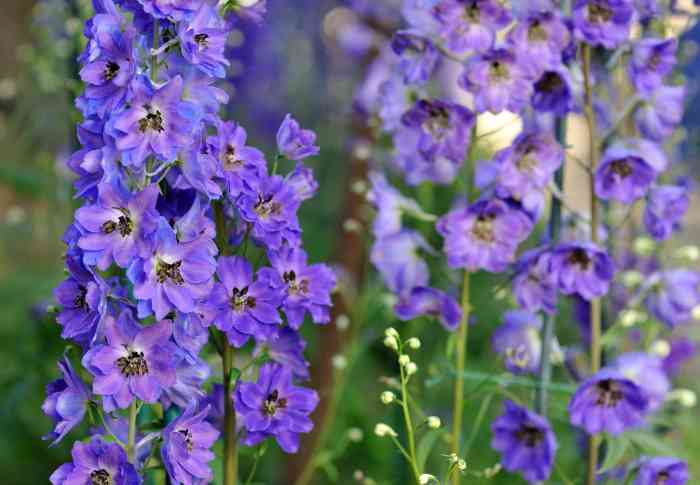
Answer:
161;404;220;485
42;357;90;446
635;457;689;485
395;286;462;330
276;114;320;161
644;184;689;241
203;256;282;347
629;38;677;95
432;0;512;53
551;242;615;300
491;310;543;375
179;2;230;78
83;315;177;409
235;363;319;454
568;369;649;435
573;0;634;49
437;198;533;273
491;401;557;484
50;435;140;485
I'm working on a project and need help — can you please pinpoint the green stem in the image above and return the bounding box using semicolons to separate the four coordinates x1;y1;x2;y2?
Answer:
127;400;138;463
399;363;421;484
450;270;470;485
464;393;494;456
223;343;238;485
151;20;160;80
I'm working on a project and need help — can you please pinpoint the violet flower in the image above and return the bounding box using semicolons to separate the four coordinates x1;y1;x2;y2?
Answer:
634;457;688;485
512;248;558;315
394;286;462;330
276;114;320;161
635;85;685;142
572;0;634;49
179;2;230;78
391;30;440;85
50;436;140;485
208;119;266;195
551;242;615;300
613;352;670;410
256;327;310;379
629;38;677;95
371;230;431;294
42;357;90;446
644;184;689;241
644;269;700;328
507;11;570;78
531;65;578;115
594;143;660;204
491;310;543;375
432;0;512;53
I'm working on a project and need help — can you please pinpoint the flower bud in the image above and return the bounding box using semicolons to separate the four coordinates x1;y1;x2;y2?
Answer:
427;416;441;429
676;245;700;262
343;218;362;233
668;389;697;408
457;459;467;471
347;428;364;442
419;474;437;484
633;237;655;256
692;305;700;321
620;309;646;327
374;423;397;437
405;362;418;376
383;336;398;351
332;355;347;370
398;354;410;366
380;391;396;404
336;314;350;331
385;327;400;339
651;340;671;358
620;270;643;287
407;337;421;349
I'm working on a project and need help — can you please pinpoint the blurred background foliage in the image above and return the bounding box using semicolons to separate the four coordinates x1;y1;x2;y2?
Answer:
0;1;698;484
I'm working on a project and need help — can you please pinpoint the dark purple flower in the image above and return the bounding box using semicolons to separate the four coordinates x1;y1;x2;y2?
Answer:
644;184;689;241
531;65;578;114
629;38;677;95
276;114;320;161
491;401;557;484
136;0;201;20
162;404;219;485
179;3;230;78
256;327;310;379
644;269;700;328
391;30;440;85
437;198;533;272
203;256;282;347
129;221;216;320
208;119;266;195
492;310;543;375
68;116;119;199
42;357;90;446
112;76;195;168
371;230;431;294
635;457;689;485
50;436;140;485
459;48;533;114
83;315;177;409
507;12;570;77
614;352;670;410
432;0;512;53
395;286;462;330
76;181;160;270
551;242;615;300
512;248;558;315
663;338;697;376
267;246;336;329
572;0;634;49
594;143;661;204
635;85;685;142
235;363;319;453
568;369;649;435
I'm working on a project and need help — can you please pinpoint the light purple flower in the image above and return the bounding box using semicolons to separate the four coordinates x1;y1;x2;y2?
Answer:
644;184;689;241
371;230;431;294
42;357;90;446
391;30;440;85
50;436;140;485
614;352;670;410
512;248;558;315
531;65;578;114
276;114;320;161
572;0;634;49
492;310;543;375
256;327;310;379
551;242;615;300
179;2;230;78
432;0;511;53
635;457;688;485
594;143;661;204
635;85;685;142
395;286;462;330
629;38;677;95
208;119;266;195
507;12;570;77
136;0;202;20
285;163;319;202
644;269;700;328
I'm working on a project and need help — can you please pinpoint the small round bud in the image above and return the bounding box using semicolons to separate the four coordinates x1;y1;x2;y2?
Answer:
407;337;421;349
351;179;368;194
353;470;364;481
374;423;397;437
651;340;671;358
343;218;362;233
380;391;396;404
676;245;700;262
347;428;364;442
457;459;467;471
692;305;700;321
447;453;459;464
46;305;58;314
427;416;441;429
332;355;347;370
668;389;697;408
633;237;655;256
419;474;437;484
383;336;398;351
621;309;646;327
336;314;350;331
385;327;399;339
238;0;261;7
620;270;643;288
398;354;411;367
405;362;418;376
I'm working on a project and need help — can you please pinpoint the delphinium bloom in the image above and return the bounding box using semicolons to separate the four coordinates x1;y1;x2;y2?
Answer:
643;184;689;241
371;230;431;293
235;363;319;453
50;436;140;485
614;352;670;410
644;269;700;328
635;85;685;142
491;401;557;484
572;0;634;49
367;172;431;238
394;286;462;330
178;2;230;78
135;0;200;21
531;65;578;114
663;338;697;377
202;256;282;346
507;11;570;78
437;198;533;272
432;0;511;53
628;38;677;94
568;369;649;435
634;457;689;485
594;142;664;204
512;248;558;315
42;357;90;445
276;114;320;161
391;30;440;86
551;242;615;300
256;327;310;379
208;119;265;194
491;310;543;375
459;48;533;114
83;316;177;409
161;405;219;485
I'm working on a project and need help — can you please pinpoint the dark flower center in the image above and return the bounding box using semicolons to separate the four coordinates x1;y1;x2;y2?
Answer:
223;145;242;169
472;214;495;243
516;424;545;448
464;1;480;22
156;260;185;285
648;52;662;70
254;194;282;219
74;285;88;309
528;19;549;42
178;428;194;452
283;270;310;295
655;471;670;484
262;389;288;416
609;158;633;178
194;33;209;48
231;287;256;312
104;61;120;82
567;248;591;270
489;60;510;80
90;469;113;485
588;2;614;23
535;71;563;93
422;105;451;139
516;143;538;172
595;378;624;407
138;105;165;133
116;350;149;377
102;211;134;237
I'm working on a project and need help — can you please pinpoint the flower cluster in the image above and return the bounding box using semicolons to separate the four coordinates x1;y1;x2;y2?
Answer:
46;1;333;483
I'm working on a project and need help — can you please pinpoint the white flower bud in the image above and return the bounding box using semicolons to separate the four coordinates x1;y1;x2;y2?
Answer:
419;474;437;484
633;237;655;256
380;391;396;404
336;314;350;331
398;354;411;366
620;270;643;288
676;245;700;262
651;340;671;358
385;327;400;339
332;355;347;370
692;305;700;321
405;362;418;376
427;416;441;429
621;309;646;327
374;423;397;437
407;337;421;349
447;453;459;464
351;179;368;194
347;428;364;442
668;389;697;408
457;459;467;471
343;218;362;233
383;336;398;351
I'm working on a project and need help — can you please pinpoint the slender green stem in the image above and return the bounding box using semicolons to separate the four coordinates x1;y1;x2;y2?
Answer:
127;400;138;463
450;270;470;485
582;43;602;485
464;393;494;456
151;20;160;80
244;449;262;485
223;343;238;485
399;362;421;484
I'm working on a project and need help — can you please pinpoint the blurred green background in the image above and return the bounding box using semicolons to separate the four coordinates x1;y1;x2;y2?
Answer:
1;1;698;484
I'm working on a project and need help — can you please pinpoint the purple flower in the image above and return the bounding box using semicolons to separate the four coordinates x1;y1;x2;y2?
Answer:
257;327;310;379
285;163;319;202
394;286;462;330
437;198;533;272
367;172;431;238
459;48;533;114
235;363;319;453
76;181;159;270
208;119;266;195
663;338;697;376
432;0;511;53
507;12;570;77
635;85;685;142
267;246;336;329
551;242;615;300
50;436;140;485
161;405;219;485
42;357;90;446
614;352;670;410
203;256;282;347
68;116;118;199
136;0;201;20
179;2;230;78
276;114;320;161
491;401;557;484
629;38;677;95
531;65;578;114
112;76;195;168
492;310;543;375
371;230;431;294
83;316;177;409
391;30;440;85
572;0;634;49
174;126;222;199
635;457;689;485
568;369;649;435
644;269;700;327
512;248;558;315
594;143;661;204
644;184;689;241
161;351;210;409
129;221;216;320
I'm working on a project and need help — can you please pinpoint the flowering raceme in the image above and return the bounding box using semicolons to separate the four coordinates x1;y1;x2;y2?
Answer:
45;1;333;483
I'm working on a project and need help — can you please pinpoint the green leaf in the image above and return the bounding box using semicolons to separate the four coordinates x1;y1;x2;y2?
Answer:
416;429;442;471
599;435;629;474
626;431;683;458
